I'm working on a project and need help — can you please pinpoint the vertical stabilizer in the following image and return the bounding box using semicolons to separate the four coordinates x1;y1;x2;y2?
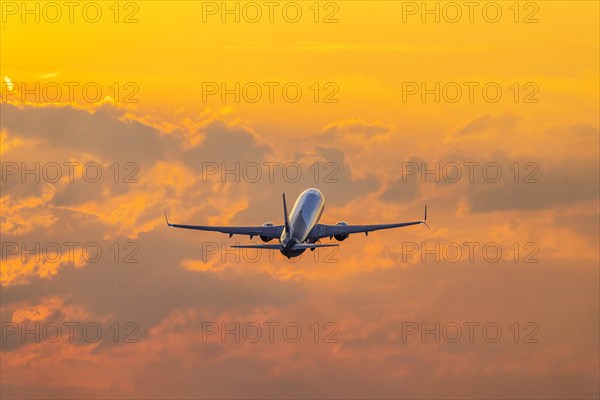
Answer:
282;193;292;239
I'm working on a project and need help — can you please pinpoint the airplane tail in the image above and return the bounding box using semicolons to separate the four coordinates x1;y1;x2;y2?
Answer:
282;192;292;239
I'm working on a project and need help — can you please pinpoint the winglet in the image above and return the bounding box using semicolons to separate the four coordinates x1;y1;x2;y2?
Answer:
422;205;430;229
164;210;172;227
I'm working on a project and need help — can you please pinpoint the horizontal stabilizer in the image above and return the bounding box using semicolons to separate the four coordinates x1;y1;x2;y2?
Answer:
231;243;339;251
231;244;283;250
290;243;339;250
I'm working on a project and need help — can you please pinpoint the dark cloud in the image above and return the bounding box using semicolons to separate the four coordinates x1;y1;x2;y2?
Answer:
0;103;180;163
312;146;379;205
181;119;271;169
467;157;599;213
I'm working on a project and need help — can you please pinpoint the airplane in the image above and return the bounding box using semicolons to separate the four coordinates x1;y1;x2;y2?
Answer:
165;188;429;259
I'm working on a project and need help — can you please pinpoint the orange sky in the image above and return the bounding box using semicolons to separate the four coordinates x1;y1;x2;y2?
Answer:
1;1;599;398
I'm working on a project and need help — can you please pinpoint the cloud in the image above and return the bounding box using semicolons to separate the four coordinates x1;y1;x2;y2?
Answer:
321;119;392;138
447;112;521;141
1;102;598;399
466;156;599;213
0;102;180;163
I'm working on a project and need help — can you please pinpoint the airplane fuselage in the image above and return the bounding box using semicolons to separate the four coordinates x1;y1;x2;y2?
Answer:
280;188;324;257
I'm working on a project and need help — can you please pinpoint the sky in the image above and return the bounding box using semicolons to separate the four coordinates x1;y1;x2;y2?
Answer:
0;1;599;399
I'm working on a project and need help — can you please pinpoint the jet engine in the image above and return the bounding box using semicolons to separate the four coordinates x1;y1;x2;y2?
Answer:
334;221;349;241
260;222;275;242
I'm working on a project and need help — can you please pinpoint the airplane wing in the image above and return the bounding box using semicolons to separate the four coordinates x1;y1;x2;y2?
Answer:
310;205;429;240
164;211;283;240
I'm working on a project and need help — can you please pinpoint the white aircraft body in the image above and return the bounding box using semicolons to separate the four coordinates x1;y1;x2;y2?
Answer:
165;188;428;258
